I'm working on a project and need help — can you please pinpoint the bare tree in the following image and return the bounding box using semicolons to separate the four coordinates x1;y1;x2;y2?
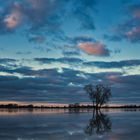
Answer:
84;84;111;108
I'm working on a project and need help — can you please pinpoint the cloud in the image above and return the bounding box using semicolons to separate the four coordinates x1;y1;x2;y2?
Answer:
3;2;23;30
62;50;80;57
0;58;16;63
65;35;96;45
0;68;90;103
0;0;96;44
125;26;140;42
121;4;140;43
28;35;46;44
0;0;61;35
84;59;140;68
108;4;140;43
61;36;96;57
0;68;140;103
109;74;140;85
78;42;110;56
0;2;26;34
107;74;140;94
1;57;140;75
16;51;31;55
0;60;140;104
72;0;96;30
34;57;84;64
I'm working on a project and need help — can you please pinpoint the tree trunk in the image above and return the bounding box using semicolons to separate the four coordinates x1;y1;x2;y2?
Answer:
92;101;94;108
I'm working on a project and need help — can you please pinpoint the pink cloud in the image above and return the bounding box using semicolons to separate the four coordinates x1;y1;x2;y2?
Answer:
107;75;120;83
3;3;24;29
125;26;140;40
123;5;140;42
78;42;110;56
111;5;140;43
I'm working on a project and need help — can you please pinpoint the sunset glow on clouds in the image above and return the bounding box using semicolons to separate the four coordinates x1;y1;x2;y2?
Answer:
78;42;110;56
3;2;24;30
0;0;140;104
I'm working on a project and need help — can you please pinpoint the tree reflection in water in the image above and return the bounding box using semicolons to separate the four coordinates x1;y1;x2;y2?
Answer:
85;109;111;136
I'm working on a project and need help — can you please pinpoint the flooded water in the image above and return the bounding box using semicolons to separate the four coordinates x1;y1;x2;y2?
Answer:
0;108;139;140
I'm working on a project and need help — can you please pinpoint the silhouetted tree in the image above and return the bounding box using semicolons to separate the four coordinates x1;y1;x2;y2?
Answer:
84;84;111;108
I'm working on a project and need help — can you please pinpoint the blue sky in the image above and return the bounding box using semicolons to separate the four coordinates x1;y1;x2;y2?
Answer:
0;0;140;104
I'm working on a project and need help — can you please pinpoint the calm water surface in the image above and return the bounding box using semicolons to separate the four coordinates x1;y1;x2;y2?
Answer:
0;108;139;140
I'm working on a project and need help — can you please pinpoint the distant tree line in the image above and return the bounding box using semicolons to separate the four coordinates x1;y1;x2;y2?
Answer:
0;103;139;109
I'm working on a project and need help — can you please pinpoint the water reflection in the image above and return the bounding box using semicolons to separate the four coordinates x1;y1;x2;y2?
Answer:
0;108;139;140
85;109;111;136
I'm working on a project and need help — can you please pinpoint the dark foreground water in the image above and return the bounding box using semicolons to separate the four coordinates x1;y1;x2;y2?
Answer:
0;108;140;140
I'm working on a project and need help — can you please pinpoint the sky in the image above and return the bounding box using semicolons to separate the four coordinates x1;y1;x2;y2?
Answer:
0;0;140;104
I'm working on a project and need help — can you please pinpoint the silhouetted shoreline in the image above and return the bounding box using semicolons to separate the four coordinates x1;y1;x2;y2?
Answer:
0;103;140;109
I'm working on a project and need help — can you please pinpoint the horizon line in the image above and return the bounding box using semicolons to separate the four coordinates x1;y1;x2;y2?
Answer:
0;101;139;107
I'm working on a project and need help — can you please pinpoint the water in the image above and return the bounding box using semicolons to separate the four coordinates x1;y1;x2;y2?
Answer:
0;108;139;140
